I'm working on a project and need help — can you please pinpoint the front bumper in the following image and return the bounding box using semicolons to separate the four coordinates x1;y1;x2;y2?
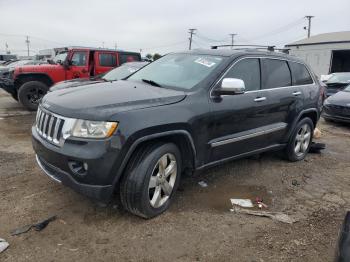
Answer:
322;112;350;123
36;154;113;200
32;126;122;201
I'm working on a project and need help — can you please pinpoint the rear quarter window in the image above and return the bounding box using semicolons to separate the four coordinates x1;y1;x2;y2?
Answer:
289;62;314;85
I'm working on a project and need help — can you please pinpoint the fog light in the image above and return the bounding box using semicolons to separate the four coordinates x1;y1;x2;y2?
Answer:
68;160;88;176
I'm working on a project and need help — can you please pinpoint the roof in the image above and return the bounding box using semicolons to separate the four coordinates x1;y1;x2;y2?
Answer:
53;46;140;54
178;48;299;61
285;31;350;47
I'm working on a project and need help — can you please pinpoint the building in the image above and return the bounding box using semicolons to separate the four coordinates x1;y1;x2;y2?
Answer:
285;31;350;76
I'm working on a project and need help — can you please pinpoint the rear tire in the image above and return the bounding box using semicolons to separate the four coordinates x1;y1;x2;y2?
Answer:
120;143;182;219
18;81;48;111
285;117;314;162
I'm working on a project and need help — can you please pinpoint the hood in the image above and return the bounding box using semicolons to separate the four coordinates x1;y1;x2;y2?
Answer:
326;91;350;107
326;82;349;89
15;64;62;74
50;79;104;92
42;80;186;120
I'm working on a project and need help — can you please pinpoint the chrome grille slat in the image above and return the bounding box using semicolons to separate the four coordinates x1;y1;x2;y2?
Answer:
35;107;66;146
47;116;55;141
42;114;49;138
53;118;62;144
38;111;45;134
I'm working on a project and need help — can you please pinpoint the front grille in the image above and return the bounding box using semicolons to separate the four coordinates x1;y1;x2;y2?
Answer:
36;107;65;145
326;104;350;116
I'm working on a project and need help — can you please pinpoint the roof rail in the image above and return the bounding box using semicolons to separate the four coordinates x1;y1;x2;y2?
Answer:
211;44;276;51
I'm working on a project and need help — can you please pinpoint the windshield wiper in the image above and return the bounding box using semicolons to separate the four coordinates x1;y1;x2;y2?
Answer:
142;79;162;87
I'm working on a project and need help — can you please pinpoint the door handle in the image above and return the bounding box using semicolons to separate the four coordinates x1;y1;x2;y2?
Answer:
254;97;266;102
293;91;302;96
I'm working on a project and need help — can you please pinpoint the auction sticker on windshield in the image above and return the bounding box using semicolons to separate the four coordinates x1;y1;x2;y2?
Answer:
194;57;217;68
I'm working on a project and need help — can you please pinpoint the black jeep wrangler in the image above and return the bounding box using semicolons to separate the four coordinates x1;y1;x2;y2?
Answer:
32;49;324;218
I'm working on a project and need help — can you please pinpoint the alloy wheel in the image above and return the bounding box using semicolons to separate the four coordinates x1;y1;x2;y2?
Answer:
294;124;311;157
27;87;44;104
148;153;177;208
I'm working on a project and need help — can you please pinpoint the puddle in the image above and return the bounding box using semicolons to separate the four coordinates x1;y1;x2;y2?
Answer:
183;180;272;212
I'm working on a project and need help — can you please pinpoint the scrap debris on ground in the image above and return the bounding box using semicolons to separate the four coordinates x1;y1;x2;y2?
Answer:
0;238;9;254
11;216;57;236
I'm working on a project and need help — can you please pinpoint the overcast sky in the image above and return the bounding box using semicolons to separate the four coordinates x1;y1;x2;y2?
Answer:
0;0;349;56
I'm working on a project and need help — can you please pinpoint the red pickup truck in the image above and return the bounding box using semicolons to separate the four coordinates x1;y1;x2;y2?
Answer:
3;47;141;110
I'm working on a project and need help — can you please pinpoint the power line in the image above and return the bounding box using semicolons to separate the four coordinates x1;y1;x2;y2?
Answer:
246;18;305;42
195;33;228;43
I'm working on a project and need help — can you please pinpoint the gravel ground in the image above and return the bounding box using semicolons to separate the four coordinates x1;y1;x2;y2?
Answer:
0;90;349;261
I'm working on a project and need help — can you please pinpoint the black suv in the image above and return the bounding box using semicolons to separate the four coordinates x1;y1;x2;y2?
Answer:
32;49;324;218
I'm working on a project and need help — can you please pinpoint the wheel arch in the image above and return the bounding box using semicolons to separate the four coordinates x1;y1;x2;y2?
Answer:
15;73;54;90
297;108;319;128
286;108;319;140
112;130;197;188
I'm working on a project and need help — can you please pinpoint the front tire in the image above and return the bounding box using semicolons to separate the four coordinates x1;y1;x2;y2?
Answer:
285;117;314;162
18;81;48;111
120;143;182;218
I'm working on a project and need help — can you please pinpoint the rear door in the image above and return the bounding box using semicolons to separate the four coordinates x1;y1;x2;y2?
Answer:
66;50;90;79
289;61;318;111
258;58;301;145
94;51;118;76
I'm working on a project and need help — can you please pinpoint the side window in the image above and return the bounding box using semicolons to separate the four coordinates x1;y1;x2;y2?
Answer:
261;59;291;89
289;62;313;85
119;54;141;65
99;53;117;67
71;52;87;66
223;58;260;91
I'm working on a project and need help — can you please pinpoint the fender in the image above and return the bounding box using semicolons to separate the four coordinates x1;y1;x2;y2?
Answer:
112;130;196;187
286;108;319;139
15;73;54;90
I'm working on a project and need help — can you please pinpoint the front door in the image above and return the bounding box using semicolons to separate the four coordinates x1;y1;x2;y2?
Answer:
66;50;90;80
208;57;269;162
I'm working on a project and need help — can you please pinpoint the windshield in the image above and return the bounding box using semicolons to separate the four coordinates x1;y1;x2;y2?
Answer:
103;65;142;81
128;54;224;90
327;73;350;84
53;51;68;63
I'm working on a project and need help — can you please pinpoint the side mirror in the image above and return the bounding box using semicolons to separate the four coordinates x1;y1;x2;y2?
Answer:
213;78;245;96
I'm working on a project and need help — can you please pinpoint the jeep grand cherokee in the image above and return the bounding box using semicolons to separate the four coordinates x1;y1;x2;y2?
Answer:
32;49;324;218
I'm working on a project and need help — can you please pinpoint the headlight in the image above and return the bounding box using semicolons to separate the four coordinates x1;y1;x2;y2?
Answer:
72;120;118;138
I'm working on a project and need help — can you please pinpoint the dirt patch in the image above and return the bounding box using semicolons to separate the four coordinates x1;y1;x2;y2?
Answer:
0;92;349;261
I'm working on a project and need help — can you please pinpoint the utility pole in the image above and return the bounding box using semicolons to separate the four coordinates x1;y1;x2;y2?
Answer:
188;28;196;50
304;16;314;38
25;36;30;56
229;33;237;49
